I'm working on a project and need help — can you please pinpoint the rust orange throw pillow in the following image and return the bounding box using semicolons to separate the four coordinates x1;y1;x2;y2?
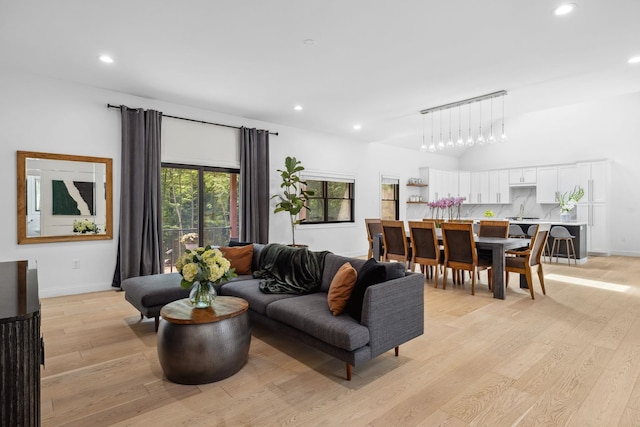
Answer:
220;244;253;275
327;262;358;316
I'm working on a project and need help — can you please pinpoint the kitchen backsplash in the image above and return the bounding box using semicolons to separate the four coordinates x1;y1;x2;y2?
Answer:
408;187;572;221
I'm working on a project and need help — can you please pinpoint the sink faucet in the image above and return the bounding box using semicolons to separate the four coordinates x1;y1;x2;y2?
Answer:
518;204;524;221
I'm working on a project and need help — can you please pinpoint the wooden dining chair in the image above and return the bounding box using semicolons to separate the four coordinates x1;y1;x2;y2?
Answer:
476;220;509;282
441;222;493;295
528;224;551;262
505;223;551;299
478;220;510;238
409;220;443;287
365;218;383;260
381;220;411;270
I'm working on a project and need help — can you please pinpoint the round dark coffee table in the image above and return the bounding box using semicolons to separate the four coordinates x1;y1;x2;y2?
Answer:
157;296;250;384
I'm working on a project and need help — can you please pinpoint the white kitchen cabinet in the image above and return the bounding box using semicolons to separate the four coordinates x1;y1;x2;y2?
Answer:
470;171;490;204
447;170;459;198
557;164;578;195
578;161;607;203
536;167;558;203
428;168;459;200
458;171;471;202
509;168;537;186
489;170;510;204
428;168;442;200
576;161;609;254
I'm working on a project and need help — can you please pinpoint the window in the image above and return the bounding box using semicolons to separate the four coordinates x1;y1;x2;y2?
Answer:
302;179;354;224
161;164;239;271
381;177;399;220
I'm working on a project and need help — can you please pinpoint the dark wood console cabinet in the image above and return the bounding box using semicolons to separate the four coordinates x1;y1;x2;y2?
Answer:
0;261;42;426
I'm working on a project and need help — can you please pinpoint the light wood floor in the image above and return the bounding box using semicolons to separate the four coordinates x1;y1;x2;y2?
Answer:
41;256;640;426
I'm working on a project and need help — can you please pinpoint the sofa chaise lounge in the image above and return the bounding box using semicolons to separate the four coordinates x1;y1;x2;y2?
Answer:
121;243;424;380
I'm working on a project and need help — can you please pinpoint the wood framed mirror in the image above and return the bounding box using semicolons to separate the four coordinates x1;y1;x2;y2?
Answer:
17;151;113;244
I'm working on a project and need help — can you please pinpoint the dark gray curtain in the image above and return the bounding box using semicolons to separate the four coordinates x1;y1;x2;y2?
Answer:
240;127;270;243
112;107;163;287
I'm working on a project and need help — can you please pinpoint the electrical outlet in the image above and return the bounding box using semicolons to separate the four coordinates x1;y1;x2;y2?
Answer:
72;259;80;269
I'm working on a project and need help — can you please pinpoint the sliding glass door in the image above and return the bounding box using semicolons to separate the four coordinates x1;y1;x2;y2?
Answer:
161;164;239;272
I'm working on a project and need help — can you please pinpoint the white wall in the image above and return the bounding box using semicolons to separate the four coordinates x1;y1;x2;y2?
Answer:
0;70;454;296
8;70;633;298
457;91;640;256
268;133;458;256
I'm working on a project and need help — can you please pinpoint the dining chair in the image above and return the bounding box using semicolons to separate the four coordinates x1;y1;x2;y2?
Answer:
381;220;411;270
409;220;443;288
528;224;551;262
505;223;551;299
441;222;493;295
476;220;509;281
364;218;383;260
478;220;510;238
549;226;577;265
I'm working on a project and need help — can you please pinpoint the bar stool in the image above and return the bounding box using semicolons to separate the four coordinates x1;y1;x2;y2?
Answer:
508;224;526;238
549;226;577;265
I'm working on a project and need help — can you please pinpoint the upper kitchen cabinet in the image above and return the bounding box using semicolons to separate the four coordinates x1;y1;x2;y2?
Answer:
536;166;558;203
509;168;537;186
469;171;490;204
577;161;608;203
537;165;577;203
459;171;471;202
557;164;578;195
427;168;459;200
489;170;510;204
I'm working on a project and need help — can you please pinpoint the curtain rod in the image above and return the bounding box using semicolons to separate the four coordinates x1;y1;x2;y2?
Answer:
420;90;507;115
107;104;279;136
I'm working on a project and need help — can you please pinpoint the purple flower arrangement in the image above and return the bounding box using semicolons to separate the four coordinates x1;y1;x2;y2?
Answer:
427;196;466;221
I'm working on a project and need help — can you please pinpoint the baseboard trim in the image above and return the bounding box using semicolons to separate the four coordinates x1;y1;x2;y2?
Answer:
610;251;640;258
40;283;115;299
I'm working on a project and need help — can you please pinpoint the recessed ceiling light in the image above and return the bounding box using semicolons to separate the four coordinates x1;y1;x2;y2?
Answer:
303;39;316;46
353;124;362;130
294;105;303;111
628;56;640;64
99;54;114;63
554;3;575;16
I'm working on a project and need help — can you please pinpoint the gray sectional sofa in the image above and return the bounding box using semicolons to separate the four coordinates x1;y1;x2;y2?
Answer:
121;244;425;380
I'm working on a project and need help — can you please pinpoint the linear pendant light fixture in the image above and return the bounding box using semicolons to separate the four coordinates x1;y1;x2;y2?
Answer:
420;90;507;151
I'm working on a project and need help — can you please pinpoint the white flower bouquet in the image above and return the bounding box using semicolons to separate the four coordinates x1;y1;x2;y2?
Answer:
73;219;100;234
555;186;584;213
175;245;236;289
180;232;198;244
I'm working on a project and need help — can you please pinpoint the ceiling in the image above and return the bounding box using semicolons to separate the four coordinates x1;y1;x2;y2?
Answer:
2;1;639;151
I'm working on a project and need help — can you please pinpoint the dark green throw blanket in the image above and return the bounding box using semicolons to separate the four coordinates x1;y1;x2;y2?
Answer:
254;243;329;294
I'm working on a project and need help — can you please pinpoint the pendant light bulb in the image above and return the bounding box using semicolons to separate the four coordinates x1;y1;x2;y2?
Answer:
446;109;454;148
488;97;496;144
477;100;485;144
467;104;475;146
456;105;465;146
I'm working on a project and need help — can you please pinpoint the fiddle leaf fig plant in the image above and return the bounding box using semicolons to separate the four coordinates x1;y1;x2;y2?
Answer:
272;156;314;246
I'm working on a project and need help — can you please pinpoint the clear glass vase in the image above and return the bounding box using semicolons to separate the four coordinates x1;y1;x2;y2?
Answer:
189;281;217;308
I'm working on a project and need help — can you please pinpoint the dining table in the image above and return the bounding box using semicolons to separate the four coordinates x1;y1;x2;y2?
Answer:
373;231;530;300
